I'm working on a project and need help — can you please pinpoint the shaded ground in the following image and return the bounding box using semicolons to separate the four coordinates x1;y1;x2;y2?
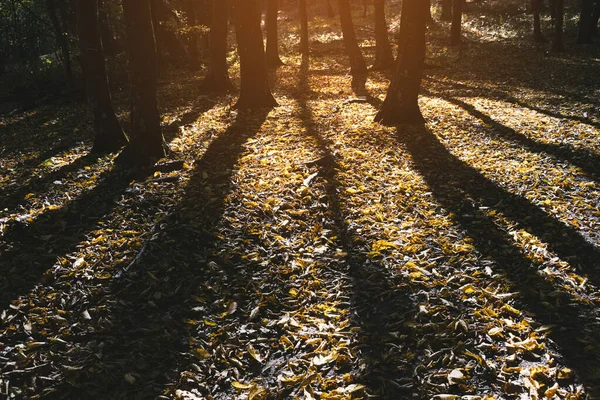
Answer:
1;1;599;399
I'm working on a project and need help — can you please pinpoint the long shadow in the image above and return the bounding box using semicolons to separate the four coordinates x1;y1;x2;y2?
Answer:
51;109;272;398
162;95;218;143
425;76;600;131
0;165;152;310
0;153;100;212
398;126;600;391
443;95;600;182
297;59;420;397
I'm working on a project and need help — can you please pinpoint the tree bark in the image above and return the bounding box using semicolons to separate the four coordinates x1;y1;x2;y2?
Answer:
326;0;335;17
97;0;116;55
374;0;427;125
201;0;233;92
450;0;463;45
553;0;564;51
152;0;188;65
372;0;394;70
299;0;310;57
578;0;594;43
233;0;277;109
183;0;201;69
338;0;367;75
441;0;452;21
77;0;127;153
46;0;73;81
532;0;545;42
118;0;166;165
592;0;600;36
266;0;284;65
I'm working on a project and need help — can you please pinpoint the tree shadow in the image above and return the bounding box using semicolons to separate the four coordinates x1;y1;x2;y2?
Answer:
0;164;153;310
51;109;273;398
443;95;600;183
296;59;420;397
397;125;600;391
424;76;600;131
162;95;220;143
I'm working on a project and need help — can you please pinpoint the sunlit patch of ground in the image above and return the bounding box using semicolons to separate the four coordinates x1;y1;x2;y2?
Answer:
1;1;599;399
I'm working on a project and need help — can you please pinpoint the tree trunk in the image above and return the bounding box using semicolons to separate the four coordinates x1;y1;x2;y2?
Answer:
577;0;594;43
118;0;165;165
372;0;394;70
441;0;452;21
363;0;368;17
592;0;600;36
450;0;463;45
326;0;335;17
553;0;564;51
374;0;427;125
46;0;73;81
266;0;284;65
77;0;127;153
201;0;233;91
299;0;310;57
338;0;367;75
532;0;545;42
233;0;277;108
183;0;201;69
152;0;188;65
97;0;116;55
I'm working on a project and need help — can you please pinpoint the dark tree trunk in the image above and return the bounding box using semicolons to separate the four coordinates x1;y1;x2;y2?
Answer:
532;0;545;42
299;0;310;57
118;0;166;165
372;0;394;70
338;0;367;75
450;0;463;45
194;0;211;58
592;0;600;36
152;0;188;64
183;0;201;69
201;0;233;92
441;0;452;21
97;0;116;55
266;0;284;65
578;0;594;43
46;0;73;81
326;0;335;17
550;0;557;20
374;0;427;125
553;0;564;51
233;0;277;108
77;0;127;153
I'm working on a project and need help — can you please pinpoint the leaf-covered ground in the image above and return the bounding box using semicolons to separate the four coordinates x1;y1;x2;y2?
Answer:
1;1;600;399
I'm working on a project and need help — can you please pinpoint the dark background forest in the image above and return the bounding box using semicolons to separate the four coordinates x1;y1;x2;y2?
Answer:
1;0;600;398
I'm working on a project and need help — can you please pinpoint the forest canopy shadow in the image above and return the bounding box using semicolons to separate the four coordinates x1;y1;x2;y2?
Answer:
397;125;600;391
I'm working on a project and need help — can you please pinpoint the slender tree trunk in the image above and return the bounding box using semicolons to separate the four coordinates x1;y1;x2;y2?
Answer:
77;0;127;153
299;0;309;57
46;0;73;81
202;0;233;91
233;0;277;108
338;0;367;75
183;0;201;69
194;0;211;58
374;0;427;125
578;0;594;43
118;0;165;165
372;0;394;70
266;0;284;65
97;0;115;55
553;0;564;51
532;0;545;42
326;0;335;17
450;0;463;45
441;0;452;21
592;0;600;36
152;0;188;64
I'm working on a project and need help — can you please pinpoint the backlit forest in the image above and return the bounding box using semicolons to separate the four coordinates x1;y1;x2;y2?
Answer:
1;0;600;398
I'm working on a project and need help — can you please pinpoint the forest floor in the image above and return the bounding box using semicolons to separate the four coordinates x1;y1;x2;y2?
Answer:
2;1;600;399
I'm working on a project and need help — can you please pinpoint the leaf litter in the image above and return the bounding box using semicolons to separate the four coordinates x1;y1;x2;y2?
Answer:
1;1;599;399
